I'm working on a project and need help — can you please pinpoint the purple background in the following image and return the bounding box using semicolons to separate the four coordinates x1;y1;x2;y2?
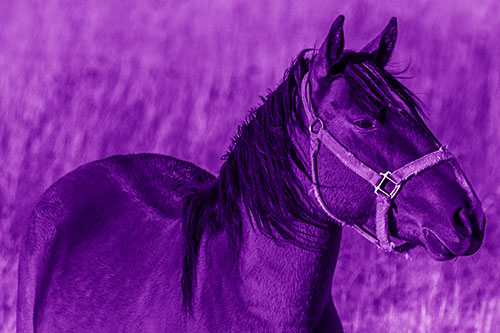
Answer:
1;0;499;331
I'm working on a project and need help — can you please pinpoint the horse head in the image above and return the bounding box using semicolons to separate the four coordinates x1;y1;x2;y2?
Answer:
304;15;485;260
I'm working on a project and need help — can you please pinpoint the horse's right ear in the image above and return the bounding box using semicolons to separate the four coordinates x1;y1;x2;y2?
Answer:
360;17;397;67
311;15;345;85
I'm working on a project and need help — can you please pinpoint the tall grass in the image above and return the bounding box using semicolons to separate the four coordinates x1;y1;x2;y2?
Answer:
1;0;499;331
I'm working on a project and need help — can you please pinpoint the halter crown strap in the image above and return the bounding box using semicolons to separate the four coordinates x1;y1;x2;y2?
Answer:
299;72;473;253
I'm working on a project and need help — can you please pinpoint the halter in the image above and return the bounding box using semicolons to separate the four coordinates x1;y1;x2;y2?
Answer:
300;72;478;253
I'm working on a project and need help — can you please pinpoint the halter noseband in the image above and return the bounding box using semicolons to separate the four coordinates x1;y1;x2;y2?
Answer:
300;72;477;253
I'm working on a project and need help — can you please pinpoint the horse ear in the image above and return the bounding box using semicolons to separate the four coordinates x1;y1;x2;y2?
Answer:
361;17;397;67
311;15;345;82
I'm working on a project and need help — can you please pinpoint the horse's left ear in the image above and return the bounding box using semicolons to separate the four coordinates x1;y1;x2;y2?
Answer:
361;17;397;67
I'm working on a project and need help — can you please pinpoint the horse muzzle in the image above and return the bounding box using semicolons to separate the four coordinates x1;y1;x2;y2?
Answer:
422;205;485;260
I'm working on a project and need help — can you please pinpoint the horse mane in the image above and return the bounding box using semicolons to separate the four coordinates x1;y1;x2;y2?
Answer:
333;51;426;127
180;49;425;314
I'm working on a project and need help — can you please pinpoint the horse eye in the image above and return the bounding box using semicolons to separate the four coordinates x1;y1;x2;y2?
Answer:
353;119;375;130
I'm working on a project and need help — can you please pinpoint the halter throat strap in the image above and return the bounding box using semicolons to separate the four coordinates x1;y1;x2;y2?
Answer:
300;72;459;252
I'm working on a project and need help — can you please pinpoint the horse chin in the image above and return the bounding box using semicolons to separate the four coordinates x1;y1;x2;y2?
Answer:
426;249;457;261
422;231;457;261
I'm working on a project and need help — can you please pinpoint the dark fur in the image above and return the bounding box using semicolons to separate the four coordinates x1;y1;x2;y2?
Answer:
181;49;425;313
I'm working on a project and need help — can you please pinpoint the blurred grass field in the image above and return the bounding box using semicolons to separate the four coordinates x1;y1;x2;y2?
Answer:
1;0;499;331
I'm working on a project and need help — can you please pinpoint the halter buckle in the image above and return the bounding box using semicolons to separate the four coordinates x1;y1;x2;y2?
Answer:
374;171;400;199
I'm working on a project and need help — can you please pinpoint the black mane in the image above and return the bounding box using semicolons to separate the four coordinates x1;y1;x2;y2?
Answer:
180;49;425;314
338;51;425;125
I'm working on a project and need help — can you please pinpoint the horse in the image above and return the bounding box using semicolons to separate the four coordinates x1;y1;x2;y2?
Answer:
17;15;485;332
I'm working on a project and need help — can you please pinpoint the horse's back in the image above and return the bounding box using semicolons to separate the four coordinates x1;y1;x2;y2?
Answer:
17;153;214;332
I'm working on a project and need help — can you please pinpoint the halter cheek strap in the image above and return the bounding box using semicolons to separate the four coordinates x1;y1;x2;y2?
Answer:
300;72;478;252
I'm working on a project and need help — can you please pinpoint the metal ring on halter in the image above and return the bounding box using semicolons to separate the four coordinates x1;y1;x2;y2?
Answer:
309;118;325;135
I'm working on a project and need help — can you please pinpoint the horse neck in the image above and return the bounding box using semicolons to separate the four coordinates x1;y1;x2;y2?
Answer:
234;126;342;326
236;198;341;327
191;85;344;326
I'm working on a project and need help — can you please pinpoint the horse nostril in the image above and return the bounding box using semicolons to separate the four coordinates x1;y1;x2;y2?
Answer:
453;207;473;237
